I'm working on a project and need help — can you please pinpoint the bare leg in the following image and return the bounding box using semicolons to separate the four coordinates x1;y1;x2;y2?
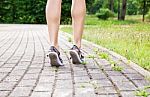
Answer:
71;0;86;48
46;0;62;49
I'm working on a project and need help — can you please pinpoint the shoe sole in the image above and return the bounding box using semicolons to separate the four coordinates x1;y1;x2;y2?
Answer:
69;50;82;64
48;52;63;67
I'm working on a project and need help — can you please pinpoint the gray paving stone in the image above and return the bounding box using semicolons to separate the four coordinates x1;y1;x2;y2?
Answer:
109;76;129;82
3;63;16;68
30;63;43;68
120;91;138;97
74;76;90;83
75;82;93;88
0;91;10;97
94;86;117;95
90;73;108;80
105;71;123;76
125;73;145;80
55;80;73;89
9;69;26;76
95;94;119;97
57;73;72;80
0;81;16;91
133;79;150;88
113;81;137;91
9;86;33;97
23;74;39;80
0;68;12;73
27;68;41;74
0;73;8;80
53;89;72;97
38;76;54;83
75;88;96;97
18;79;37;87
34;83;53;92
122;68;138;74
31;91;51;97
95;79;113;87
74;71;88;77
4;75;22;82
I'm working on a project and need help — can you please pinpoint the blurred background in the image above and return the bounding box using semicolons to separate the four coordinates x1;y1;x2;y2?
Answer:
0;0;150;24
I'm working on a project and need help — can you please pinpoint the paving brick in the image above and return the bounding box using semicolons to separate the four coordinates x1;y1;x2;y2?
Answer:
53;89;72;97
94;86;117;95
0;81;16;91
34;83;53;92
0;68;12;73
31;91;51;97
18;79;37;87
120;91;138;97
0;91;10;97
23;74;39;80
9;86;33;97
75;88;96;97
113;81;137;91
55;80;73;89
74;76;90;83
38;76;54;83
4;75;22;82
27;68;41;74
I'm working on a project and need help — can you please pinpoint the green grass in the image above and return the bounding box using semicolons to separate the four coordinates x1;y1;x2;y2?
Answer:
135;86;150;97
61;15;150;71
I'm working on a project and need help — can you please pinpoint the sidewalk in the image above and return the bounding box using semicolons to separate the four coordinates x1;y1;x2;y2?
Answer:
0;24;149;97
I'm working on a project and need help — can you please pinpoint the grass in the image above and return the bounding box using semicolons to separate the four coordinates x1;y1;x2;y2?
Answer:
135;86;150;97
61;15;150;71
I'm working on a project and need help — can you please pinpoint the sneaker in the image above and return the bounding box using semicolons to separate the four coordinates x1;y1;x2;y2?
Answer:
47;46;63;66
69;45;84;64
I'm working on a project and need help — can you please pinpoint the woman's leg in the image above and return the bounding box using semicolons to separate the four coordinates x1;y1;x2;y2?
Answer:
71;0;86;48
46;0;62;49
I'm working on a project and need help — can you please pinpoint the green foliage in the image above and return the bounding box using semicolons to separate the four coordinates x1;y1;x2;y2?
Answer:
127;0;139;15
112;65;123;71
61;0;71;24
146;10;150;21
96;8;114;20
87;54;96;59
135;86;150;97
88;0;105;14
0;0;47;24
0;0;72;24
98;52;109;60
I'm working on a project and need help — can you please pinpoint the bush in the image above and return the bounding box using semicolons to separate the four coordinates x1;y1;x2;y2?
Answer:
96;8;114;20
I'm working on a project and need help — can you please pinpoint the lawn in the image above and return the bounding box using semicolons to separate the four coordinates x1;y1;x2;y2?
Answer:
61;15;150;71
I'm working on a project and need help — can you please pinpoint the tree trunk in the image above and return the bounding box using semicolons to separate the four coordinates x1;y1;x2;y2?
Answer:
109;0;114;12
120;0;127;20
118;0;121;20
142;0;146;22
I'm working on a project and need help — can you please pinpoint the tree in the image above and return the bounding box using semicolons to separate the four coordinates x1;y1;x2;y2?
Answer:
118;0;127;20
109;0;114;12
118;0;121;20
121;0;127;20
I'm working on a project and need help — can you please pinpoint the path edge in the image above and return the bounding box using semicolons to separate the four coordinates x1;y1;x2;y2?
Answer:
62;32;150;78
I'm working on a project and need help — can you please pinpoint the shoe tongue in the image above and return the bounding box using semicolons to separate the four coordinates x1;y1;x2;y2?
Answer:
50;46;60;55
73;45;79;50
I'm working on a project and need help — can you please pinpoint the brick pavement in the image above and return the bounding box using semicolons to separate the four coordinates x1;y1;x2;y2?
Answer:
0;24;149;97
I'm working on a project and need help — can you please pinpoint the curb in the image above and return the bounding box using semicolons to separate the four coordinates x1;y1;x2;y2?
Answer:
62;32;150;78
